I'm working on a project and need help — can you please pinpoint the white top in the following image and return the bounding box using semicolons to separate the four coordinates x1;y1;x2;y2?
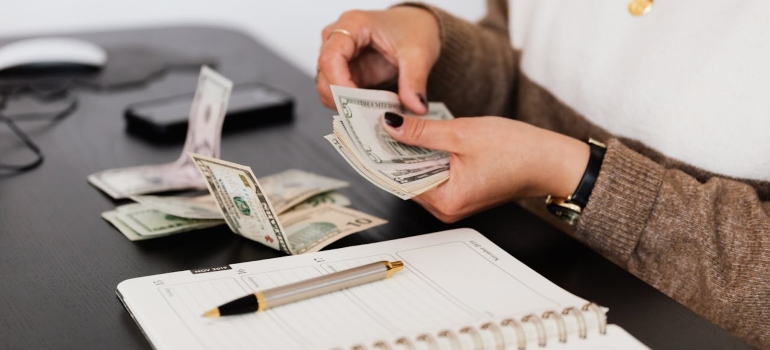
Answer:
510;0;770;181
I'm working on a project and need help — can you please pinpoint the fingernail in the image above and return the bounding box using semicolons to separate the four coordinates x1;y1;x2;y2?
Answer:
384;112;404;128
418;93;428;109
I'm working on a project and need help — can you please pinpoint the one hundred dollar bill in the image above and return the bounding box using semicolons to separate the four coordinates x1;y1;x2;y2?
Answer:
88;66;233;199
189;153;291;253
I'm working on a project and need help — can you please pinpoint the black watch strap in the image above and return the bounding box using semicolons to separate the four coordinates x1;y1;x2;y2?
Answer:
569;139;607;208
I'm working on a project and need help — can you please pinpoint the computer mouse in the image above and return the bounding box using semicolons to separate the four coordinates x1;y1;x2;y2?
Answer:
0;37;108;73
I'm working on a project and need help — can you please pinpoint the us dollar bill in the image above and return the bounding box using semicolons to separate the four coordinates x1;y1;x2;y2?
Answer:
88;66;233;199
330;85;453;165
325;86;453;199
257;169;348;213
284;191;350;212
333;116;449;193
102;204;223;241
188;153;291;253
105;199;380;254
325;134;412;200
280;204;387;254
131;190;352;220
102;210;149;241
129;168;351;219
129;194;221;220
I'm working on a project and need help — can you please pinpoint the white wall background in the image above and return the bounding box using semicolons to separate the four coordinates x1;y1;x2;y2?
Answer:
0;1;484;76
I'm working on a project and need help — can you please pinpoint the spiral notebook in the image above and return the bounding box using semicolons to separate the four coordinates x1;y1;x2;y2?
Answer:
117;228;649;349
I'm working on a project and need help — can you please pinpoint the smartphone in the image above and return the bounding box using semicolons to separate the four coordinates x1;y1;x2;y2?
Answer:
125;82;293;142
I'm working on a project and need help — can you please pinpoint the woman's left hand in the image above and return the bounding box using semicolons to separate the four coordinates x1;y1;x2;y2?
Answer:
381;112;590;223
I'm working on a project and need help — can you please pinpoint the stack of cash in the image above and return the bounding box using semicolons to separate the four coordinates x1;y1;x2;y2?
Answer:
324;86;454;200
187;154;386;255
102;169;351;240
102;167;384;255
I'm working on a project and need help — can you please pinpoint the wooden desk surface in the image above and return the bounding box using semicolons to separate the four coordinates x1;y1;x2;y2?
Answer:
0;26;750;349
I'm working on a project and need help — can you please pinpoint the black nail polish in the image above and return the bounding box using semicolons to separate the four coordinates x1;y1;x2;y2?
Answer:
418;93;428;109
384;112;404;128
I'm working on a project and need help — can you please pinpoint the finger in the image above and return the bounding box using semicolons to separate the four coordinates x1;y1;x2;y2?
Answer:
320;23;338;44
317;33;358;88
318;11;375;88
314;73;336;110
381;112;458;152
397;50;432;115
320;10;372;48
349;48;398;87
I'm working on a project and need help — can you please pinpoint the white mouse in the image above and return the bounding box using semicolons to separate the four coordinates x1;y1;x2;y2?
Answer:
0;37;108;73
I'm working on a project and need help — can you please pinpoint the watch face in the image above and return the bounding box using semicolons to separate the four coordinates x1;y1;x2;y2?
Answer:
546;197;582;226
557;209;580;226
551;207;580;226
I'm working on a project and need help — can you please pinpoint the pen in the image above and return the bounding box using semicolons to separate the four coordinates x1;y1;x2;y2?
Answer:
203;260;404;317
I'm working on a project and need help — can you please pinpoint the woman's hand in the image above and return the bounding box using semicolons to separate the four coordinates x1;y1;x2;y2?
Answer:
381;112;591;223
316;7;441;115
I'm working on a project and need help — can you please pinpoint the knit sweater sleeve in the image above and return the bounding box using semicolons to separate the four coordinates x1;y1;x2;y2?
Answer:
577;138;770;347
398;0;518;117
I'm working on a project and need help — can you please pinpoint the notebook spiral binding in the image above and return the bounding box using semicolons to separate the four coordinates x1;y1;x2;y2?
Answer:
346;302;607;350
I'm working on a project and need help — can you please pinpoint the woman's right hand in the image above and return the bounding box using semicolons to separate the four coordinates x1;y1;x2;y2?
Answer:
380;112;591;223
316;6;441;115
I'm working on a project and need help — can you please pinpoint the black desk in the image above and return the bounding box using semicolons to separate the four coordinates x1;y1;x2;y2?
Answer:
0;26;750;349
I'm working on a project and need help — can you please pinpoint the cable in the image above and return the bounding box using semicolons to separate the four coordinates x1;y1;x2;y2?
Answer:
0;62;205;175
0;85;76;173
0;115;45;172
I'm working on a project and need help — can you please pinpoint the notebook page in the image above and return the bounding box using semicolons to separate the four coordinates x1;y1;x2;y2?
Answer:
117;228;589;349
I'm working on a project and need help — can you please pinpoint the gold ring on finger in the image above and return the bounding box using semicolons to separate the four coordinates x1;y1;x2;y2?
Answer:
326;28;352;40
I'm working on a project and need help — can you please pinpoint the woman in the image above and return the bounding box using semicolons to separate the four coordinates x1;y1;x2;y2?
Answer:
315;1;770;347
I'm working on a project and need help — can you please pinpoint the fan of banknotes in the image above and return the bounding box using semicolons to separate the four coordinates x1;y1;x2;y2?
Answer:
103;166;385;254
324;86;454;199
91;67;386;255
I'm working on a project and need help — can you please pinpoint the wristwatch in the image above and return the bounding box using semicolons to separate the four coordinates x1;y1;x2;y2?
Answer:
546;138;607;225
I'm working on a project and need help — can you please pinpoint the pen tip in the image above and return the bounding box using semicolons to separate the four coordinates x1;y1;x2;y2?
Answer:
202;308;221;318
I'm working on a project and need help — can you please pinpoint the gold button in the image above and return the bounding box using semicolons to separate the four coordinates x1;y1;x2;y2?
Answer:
628;0;653;16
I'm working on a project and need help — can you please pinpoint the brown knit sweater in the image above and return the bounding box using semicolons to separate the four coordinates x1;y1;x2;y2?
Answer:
401;1;770;348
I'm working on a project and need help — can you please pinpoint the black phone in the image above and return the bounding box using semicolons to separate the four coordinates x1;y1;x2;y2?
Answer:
125;82;293;142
